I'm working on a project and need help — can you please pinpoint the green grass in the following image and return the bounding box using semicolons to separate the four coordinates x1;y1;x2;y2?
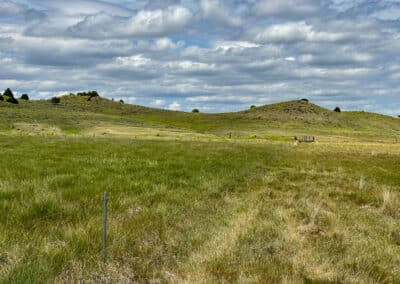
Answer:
1;135;400;282
1;95;400;282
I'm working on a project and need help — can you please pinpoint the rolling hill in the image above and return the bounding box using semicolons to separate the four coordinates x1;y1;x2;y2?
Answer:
0;94;399;141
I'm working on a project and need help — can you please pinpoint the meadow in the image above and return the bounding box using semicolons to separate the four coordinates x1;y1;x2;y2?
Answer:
1;96;400;282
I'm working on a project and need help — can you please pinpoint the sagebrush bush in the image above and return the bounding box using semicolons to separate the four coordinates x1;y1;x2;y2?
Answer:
6;97;18;104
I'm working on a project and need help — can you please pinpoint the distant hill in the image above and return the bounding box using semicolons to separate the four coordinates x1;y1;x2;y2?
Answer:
0;94;399;140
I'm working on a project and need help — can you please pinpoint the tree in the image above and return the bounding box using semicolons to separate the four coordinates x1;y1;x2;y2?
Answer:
301;98;309;103
119;99;124;104
3;88;14;98
51;97;61;104
192;108;200;113
250;105;256;109
0;95;3;101
334;107;341;113
20;94;29;100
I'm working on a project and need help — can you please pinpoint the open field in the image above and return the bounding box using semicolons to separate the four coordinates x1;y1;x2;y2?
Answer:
1;96;400;282
1;136;400;283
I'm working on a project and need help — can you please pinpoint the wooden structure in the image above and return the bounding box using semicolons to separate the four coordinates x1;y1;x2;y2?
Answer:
294;136;315;143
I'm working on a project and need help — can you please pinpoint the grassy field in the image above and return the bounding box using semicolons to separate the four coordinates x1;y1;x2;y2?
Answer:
1;96;400;282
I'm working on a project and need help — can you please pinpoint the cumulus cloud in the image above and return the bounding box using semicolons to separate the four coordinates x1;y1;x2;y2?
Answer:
254;22;347;43
168;101;181;110
68;6;193;38
199;0;243;27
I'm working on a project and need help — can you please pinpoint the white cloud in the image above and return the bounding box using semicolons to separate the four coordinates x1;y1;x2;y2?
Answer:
165;60;217;73
125;6;192;36
255;22;346;43
214;41;261;51
69;6;193;38
253;0;319;17
114;55;151;67
285;57;296;61
200;0;243;27
34;0;133;17
150;38;184;51
151;99;166;106
168;101;181;110
0;1;26;16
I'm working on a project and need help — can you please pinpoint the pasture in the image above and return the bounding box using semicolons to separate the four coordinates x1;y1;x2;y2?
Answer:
1;134;400;282
1;96;400;282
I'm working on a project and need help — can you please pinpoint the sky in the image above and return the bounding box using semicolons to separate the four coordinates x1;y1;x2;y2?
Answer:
0;0;399;114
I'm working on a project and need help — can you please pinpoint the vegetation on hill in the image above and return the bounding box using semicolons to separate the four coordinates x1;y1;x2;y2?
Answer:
3;88;14;98
0;88;19;105
20;94;29;101
50;97;61;105
0;92;399;140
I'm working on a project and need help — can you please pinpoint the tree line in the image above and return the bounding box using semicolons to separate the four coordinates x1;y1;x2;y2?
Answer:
0;88;29;104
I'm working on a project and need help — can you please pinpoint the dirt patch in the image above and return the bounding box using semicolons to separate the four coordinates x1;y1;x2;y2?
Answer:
12;123;62;136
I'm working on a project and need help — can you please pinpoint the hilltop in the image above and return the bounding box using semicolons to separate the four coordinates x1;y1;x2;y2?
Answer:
0;93;399;141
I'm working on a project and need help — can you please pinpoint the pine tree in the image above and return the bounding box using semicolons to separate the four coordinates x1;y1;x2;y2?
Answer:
3;88;14;98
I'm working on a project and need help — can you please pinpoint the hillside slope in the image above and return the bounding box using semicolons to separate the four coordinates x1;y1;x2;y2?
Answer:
0;95;399;140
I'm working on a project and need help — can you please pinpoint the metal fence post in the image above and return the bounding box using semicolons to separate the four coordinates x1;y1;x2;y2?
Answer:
102;192;108;265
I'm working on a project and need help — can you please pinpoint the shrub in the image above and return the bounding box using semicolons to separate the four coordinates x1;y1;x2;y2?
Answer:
20;94;29;100
77;91;100;101
6;97;19;104
250;105;256;109
77;91;99;97
192;108;200;113
119;99;124;104
334;107;341;113
301;98;309;103
0;95;3;101
51;97;61;104
3;88;14;98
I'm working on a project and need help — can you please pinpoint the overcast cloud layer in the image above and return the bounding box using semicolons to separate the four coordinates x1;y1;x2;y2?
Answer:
0;0;399;114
